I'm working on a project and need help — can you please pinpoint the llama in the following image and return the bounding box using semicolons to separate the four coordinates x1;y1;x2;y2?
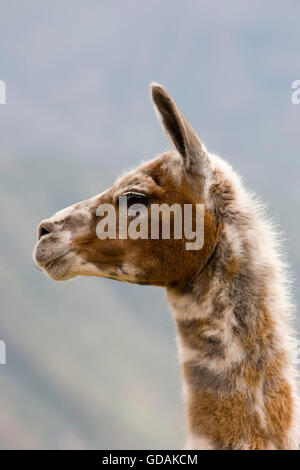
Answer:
33;84;299;450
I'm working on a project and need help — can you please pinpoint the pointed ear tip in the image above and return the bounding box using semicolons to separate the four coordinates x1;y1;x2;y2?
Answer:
150;82;167;99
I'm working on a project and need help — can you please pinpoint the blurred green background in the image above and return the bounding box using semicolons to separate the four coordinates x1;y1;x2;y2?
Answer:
0;0;299;449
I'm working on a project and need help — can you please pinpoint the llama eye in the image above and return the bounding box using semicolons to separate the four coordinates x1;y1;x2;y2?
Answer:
124;193;148;207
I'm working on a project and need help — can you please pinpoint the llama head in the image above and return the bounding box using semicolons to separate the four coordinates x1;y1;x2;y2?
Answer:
33;84;221;285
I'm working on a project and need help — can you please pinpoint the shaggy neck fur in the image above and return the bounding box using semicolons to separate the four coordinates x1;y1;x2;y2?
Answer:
167;155;299;450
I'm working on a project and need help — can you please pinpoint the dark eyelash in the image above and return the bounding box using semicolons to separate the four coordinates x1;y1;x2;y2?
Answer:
123;192;148;206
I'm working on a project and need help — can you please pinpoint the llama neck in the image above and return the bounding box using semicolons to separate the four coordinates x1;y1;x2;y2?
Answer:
167;221;298;450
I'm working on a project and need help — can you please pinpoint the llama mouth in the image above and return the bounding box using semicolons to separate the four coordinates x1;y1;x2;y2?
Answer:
43;253;68;272
33;237;71;268
40;252;74;281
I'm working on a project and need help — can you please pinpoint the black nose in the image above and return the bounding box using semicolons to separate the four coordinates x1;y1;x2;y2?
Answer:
38;221;55;239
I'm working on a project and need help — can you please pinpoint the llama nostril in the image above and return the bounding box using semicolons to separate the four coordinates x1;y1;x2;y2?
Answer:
39;227;50;239
38;222;54;240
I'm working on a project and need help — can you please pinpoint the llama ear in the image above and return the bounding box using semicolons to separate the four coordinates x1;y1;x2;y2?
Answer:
151;83;208;173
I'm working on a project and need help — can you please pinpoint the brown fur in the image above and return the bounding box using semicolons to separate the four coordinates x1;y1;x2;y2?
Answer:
188;388;270;450
71;156;221;286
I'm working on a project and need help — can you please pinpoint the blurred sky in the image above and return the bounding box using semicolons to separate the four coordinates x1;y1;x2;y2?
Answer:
0;0;300;449
0;1;299;171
